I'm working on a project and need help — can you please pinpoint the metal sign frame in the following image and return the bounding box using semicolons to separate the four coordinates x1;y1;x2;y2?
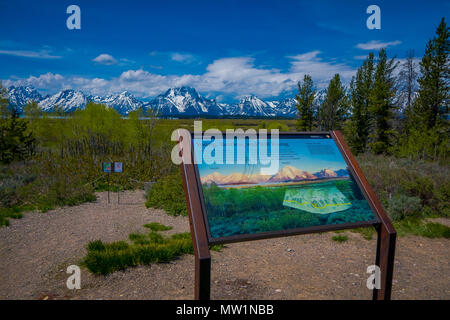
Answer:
178;130;396;300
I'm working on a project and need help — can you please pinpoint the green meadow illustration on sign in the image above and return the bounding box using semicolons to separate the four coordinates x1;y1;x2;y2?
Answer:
193;134;377;240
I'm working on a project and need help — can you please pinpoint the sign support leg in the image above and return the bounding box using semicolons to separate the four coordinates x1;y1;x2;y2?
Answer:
373;223;396;300
195;254;211;300
107;173;110;204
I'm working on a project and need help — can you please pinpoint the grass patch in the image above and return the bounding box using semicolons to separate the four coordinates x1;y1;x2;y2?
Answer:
332;234;348;242
144;222;173;232
394;218;450;238
350;218;450;240
210;244;225;252
84;229;193;275
83;221;227;275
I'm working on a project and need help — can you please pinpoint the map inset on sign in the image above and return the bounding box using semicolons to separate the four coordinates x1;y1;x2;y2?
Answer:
194;134;377;240
283;186;351;214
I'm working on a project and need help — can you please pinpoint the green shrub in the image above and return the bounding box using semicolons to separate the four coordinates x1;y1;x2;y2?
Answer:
387;194;422;221
357;154;449;219
145;173;187;216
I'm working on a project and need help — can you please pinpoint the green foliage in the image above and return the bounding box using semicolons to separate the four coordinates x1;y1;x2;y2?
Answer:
357;153;449;220
394;218;450;238
0;107;36;164
145;172;187;216
396;122;449;162
368;49;398;154
296;75;316;131
318;74;349;131
144;222;173;232
84;226;193;275
387;194;422;221
346;53;374;154
257;121;290;131
413;17;449;129
0;206;24;226
350;219;450;240
331;234;348;242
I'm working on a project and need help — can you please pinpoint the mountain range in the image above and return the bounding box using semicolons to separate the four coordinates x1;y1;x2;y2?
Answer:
200;165;349;186
6;85;299;118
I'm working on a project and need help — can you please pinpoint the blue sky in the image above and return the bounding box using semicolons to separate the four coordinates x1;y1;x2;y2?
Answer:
0;0;448;102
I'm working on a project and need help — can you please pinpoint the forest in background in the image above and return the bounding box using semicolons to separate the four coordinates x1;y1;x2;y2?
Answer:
0;18;448;238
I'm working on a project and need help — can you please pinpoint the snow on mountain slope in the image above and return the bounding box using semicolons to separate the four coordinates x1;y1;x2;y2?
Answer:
145;87;224;116
6;85;301;117
7;86;43;111
92;91;143;114
39;89;88;112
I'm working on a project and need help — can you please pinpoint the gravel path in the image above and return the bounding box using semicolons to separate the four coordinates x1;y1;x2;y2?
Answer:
0;190;448;300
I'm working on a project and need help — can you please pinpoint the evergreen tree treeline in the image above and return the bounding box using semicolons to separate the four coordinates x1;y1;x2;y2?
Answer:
295;17;449;161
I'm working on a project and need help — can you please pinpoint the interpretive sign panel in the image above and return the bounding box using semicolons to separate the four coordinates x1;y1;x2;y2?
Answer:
192;132;379;244
179;130;395;300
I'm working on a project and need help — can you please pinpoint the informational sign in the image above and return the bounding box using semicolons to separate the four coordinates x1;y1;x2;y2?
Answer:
114;162;123;173
181;131;395;301
102;162;112;173
193;133;378;243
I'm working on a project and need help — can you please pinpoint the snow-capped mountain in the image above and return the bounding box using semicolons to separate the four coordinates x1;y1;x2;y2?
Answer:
228;96;273;117
227;96;297;117
39;89;89;112
7;86;44;111
144;87;224;116
6;85;300;117
92;91;143;115
267;98;297;117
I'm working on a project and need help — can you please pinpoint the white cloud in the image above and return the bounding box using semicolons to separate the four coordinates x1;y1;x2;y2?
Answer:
355;40;402;50
92;54;118;65
3;51;358;99
0;49;61;59
170;52;195;63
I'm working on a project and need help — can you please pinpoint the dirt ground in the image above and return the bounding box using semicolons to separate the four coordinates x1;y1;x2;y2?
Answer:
0;190;448;300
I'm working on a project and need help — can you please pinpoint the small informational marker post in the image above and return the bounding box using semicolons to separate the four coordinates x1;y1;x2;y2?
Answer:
113;162;123;203
102;162;112;203
102;162;112;173
114;162;123;173
102;162;123;203
178;131;396;300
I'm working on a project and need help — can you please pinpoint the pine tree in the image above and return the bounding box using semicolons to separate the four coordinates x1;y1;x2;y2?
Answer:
0;107;36;163
319;74;349;131
368;49;398;154
414;17;449;129
397;50;418;132
295;75;316;131
346;53;375;154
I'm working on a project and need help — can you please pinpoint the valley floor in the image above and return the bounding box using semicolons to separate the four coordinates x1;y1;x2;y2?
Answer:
0;190;448;300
